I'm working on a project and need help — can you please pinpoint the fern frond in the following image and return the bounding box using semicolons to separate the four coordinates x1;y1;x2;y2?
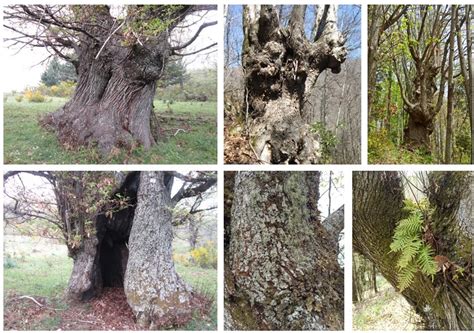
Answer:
398;264;417;291
397;238;422;268
417;244;437;276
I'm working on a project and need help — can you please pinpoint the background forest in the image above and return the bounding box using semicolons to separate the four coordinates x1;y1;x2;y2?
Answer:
368;5;473;164
224;5;361;164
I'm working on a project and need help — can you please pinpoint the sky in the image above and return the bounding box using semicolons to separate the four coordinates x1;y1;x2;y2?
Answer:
2;6;217;91
225;5;361;67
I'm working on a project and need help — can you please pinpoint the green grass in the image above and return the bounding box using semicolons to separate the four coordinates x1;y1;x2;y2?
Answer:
4;97;216;164
4;252;72;298
176;264;217;330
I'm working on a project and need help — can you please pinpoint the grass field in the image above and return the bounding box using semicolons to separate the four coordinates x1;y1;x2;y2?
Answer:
4;235;217;330
4;97;216;164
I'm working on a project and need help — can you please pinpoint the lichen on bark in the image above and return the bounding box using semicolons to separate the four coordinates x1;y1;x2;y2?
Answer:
225;171;343;330
124;171;195;329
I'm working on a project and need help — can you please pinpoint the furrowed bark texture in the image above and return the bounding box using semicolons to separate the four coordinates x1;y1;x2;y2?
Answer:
39;6;197;156
124;171;194;329
353;171;472;330
242;5;347;164
225;171;343;330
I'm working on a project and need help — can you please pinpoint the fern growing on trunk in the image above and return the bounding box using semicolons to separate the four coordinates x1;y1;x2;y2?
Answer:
389;199;437;291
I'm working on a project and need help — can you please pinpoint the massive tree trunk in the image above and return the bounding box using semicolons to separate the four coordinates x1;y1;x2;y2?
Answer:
38;6;196;155
397;51;444;151
353;171;472;330
225;171;344;330
242;5;347;164
124;171;197;328
55;171;139;301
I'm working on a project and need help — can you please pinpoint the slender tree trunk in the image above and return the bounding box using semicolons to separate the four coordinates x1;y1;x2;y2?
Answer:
386;67;393;135
188;217;199;250
444;6;456;163
371;263;378;293
367;6;381;117
352;255;360;303
124;171;196;328
468;6;473;163
225;171;343;330
242;5;346;163
353;171;472;330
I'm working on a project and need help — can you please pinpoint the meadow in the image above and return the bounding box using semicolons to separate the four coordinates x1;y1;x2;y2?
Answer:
4;97;216;164
4;235;217;330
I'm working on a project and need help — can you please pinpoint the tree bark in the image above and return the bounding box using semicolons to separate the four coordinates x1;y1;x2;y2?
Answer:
225;171;343;330
124;171;197;328
468;6;473;163
242;5;347;164
353;171;472;330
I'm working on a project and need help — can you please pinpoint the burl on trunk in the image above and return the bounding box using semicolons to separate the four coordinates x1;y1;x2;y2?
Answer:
242;5;347;163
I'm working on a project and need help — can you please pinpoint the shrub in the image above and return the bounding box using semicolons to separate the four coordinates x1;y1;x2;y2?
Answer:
15;95;23;102
24;89;46;103
3;95;8;103
310;121;338;163
190;241;217;269
37;81;75;98
173;253;191;267
4;255;17;269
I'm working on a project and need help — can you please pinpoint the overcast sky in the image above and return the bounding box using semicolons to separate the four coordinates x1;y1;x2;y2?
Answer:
3;7;217;91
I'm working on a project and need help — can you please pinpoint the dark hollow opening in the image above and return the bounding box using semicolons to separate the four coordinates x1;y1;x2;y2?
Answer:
97;172;140;290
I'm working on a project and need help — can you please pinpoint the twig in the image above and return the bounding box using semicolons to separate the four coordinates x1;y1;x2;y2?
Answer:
17;295;43;307
95;20;125;59
248;141;269;165
174;129;187;136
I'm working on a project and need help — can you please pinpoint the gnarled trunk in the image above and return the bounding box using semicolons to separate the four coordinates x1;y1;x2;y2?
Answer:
242;5;346;163
41;40;165;155
38;5;198;156
353;171;472;330
225;171;343;330
124;171;196;328
61;172;139;301
403;61;440;150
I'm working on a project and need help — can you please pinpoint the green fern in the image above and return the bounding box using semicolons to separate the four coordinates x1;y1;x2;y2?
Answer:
390;199;437;291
